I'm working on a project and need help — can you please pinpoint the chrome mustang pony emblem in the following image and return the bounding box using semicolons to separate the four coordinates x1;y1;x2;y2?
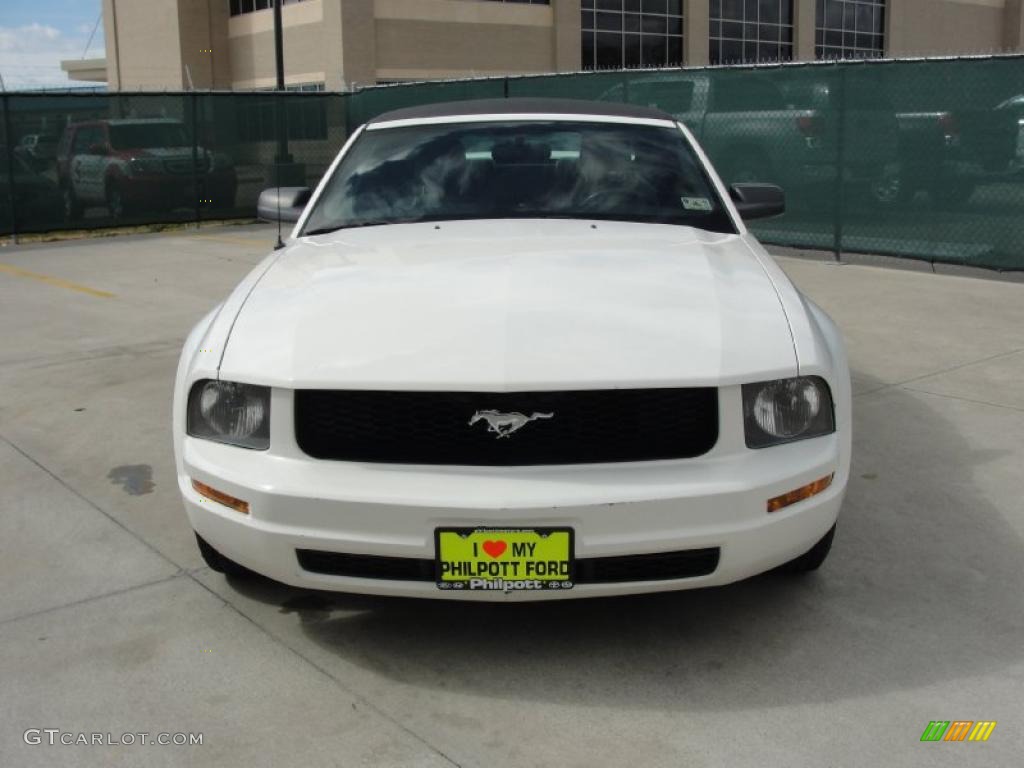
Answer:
469;410;554;439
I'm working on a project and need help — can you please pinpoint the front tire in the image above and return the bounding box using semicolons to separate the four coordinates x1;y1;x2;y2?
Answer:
62;186;83;222
776;525;835;573
930;180;975;207
195;533;253;578
106;182;133;222
866;168;907;207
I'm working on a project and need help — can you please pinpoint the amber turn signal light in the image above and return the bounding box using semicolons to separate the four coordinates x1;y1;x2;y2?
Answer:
191;479;250;514
766;474;833;513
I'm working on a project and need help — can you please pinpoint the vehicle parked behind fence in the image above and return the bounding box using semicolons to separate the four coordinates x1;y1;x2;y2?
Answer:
600;72;899;206
778;75;901;207
894;98;1019;206
14;134;58;170
0;151;62;232
56;118;237;223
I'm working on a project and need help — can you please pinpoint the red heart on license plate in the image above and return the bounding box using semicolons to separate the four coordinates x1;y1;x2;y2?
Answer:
482;540;507;558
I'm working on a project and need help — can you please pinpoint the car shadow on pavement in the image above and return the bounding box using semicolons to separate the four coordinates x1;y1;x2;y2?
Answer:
225;373;1024;711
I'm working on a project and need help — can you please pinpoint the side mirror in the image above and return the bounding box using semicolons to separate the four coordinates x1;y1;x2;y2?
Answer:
729;183;785;220
257;186;312;223
88;142;109;156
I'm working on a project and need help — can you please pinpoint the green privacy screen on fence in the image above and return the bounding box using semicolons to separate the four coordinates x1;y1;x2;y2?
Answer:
0;91;347;236
3;55;1024;270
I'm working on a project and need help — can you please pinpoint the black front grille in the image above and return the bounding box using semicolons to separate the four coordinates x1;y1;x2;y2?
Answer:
574;549;720;584
296;548;720;584
294;388;718;465
163;157;210;175
296;550;434;582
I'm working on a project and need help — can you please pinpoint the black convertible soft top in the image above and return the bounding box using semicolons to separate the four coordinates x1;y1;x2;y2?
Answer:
367;97;675;125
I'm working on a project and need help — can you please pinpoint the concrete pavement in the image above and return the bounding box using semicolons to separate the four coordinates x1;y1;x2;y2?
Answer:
0;224;1022;767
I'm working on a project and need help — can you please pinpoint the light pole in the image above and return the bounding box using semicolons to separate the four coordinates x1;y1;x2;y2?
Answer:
271;0;300;184
273;0;285;92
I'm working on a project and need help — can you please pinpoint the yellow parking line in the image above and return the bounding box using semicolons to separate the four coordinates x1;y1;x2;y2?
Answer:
0;263;116;299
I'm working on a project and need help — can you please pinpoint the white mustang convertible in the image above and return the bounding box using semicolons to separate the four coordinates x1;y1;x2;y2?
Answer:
174;98;851;600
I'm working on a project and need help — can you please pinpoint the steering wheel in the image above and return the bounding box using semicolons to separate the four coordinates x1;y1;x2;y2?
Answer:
576;170;660;210
576;186;652;211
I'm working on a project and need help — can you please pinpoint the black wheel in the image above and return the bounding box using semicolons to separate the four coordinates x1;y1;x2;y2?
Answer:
929;180;975;207
866;167;906;207
106;182;133;222
776;525;835;574
62;185;83;222
195;533;253;578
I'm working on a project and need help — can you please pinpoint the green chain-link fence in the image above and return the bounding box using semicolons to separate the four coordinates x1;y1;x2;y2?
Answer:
3;55;1024;270
0;90;347;236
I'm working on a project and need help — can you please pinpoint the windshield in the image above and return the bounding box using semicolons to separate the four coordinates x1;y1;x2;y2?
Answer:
301;120;734;235
109;123;188;150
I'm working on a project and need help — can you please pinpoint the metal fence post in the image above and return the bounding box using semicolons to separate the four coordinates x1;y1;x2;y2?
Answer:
2;92;20;243
831;65;847;262
341;91;351;140
190;91;202;229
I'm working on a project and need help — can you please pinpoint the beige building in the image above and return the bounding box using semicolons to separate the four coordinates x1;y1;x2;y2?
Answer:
62;0;1024;91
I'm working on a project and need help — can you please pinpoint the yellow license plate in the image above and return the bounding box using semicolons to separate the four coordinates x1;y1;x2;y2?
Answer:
435;528;574;592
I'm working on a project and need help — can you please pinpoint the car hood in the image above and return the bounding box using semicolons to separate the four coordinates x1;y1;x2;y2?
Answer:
126;147;212;161
130;146;194;156
218;219;797;389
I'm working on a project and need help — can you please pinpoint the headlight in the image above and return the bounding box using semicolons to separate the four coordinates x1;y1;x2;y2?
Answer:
207;151;231;172
742;376;835;448
128;157;163;176
186;380;270;450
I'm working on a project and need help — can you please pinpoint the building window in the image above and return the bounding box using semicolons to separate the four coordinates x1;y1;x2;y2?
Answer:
581;1;684;71
709;0;793;65
229;0;309;17
815;0;885;59
230;0;546;15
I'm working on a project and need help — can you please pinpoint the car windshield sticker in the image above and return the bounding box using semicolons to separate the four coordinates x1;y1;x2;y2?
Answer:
681;196;713;212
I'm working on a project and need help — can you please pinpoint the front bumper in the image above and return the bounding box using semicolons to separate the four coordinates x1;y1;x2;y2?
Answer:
798;161;900;185
120;170;236;207
180;390;846;600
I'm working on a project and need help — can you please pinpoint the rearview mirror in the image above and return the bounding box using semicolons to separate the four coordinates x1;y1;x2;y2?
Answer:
257;186;312;223
729;183;785;220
